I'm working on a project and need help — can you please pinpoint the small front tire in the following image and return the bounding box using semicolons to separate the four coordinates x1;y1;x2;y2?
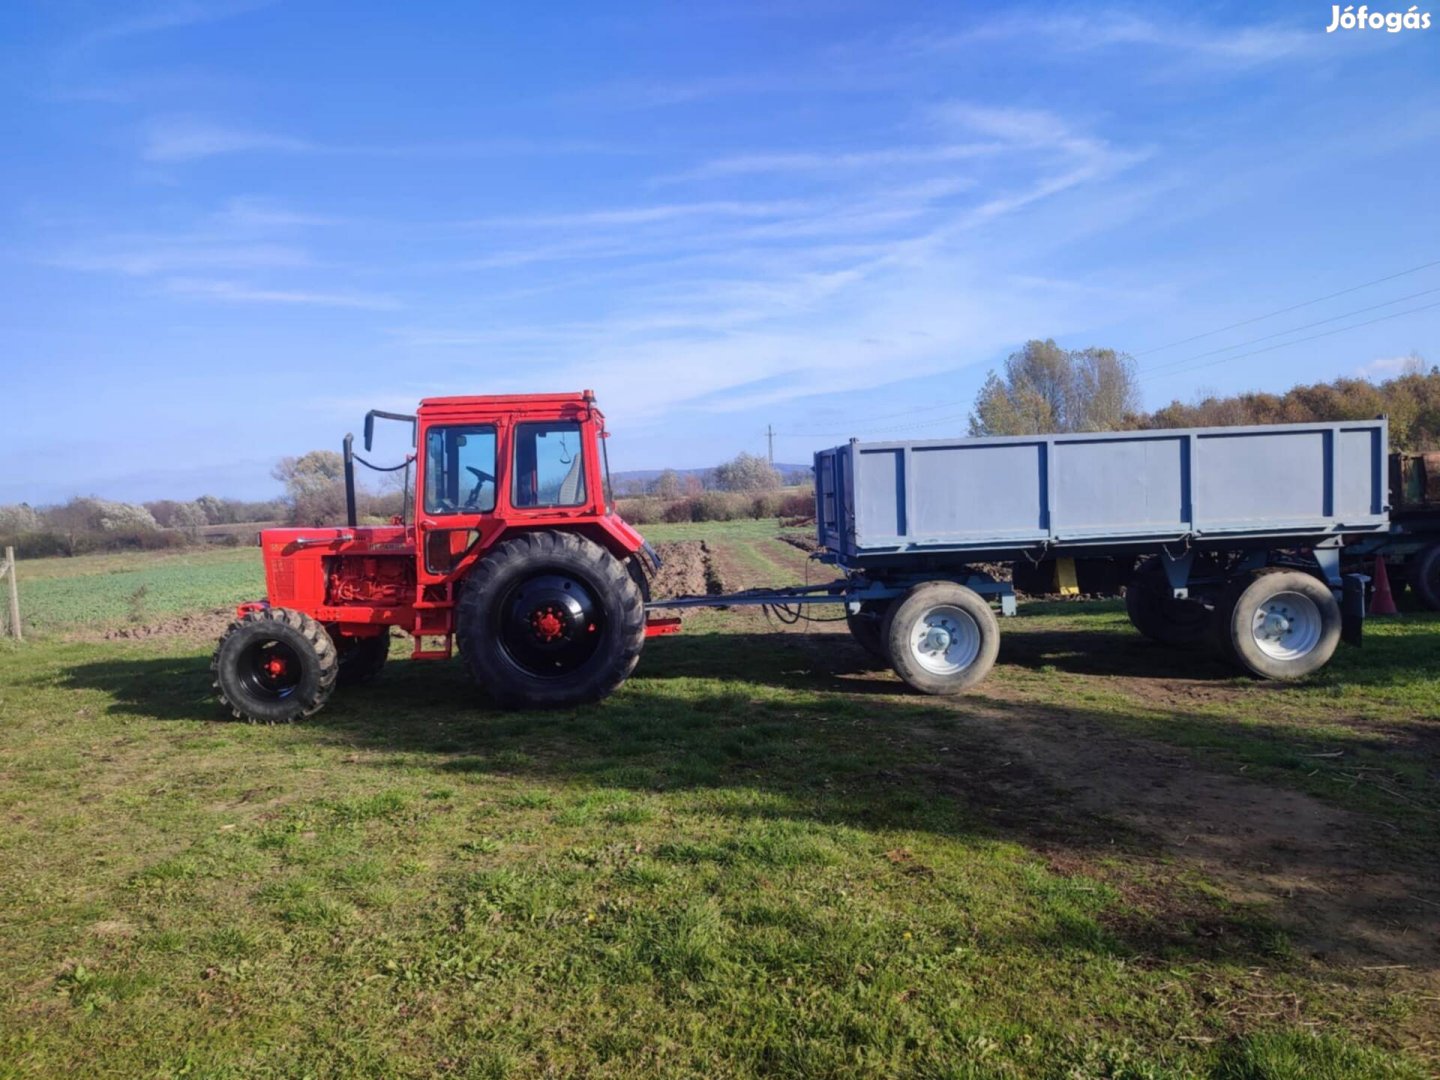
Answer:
212;608;338;723
882;581;1000;695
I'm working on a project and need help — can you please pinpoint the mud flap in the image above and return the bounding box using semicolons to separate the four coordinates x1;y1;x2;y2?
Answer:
1341;573;1368;647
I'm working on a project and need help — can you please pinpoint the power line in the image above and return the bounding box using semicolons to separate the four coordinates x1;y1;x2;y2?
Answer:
1146;298;1440;381
1141;285;1440;377
1134;257;1440;356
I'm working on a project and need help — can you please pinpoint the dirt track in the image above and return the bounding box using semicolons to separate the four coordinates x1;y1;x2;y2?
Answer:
796;626;1440;982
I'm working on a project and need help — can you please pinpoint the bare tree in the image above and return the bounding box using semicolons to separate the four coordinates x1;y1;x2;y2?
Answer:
273;450;348;525
652;469;682;499
969;339;1140;436
714;452;782;492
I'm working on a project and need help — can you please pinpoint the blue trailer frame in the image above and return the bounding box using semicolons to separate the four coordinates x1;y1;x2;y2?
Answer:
651;419;1389;693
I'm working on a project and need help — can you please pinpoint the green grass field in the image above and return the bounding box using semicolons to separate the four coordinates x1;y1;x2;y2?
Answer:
0;535;1436;1078
14;547;263;634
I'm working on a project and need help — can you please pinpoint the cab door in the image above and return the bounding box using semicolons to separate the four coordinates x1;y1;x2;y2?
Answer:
415;420;505;583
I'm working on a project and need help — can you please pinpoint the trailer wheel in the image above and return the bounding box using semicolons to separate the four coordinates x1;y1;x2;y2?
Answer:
212;608;338;723
1124;558;1210;647
1412;543;1440;611
334;632;389;686
882;582;999;695
457;530;645;709
845;601;890;661
1211;568;1340;680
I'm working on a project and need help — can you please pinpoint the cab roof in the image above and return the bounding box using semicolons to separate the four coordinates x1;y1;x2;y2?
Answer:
417;391;598;422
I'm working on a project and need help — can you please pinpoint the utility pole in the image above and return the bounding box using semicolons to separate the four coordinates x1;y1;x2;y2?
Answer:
766;424;775;464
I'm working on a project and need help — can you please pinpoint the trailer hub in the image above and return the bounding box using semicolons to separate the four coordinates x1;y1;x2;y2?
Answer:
922;626;953;652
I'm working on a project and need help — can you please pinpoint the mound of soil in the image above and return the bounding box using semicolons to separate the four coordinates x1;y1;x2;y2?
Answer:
96;608;238;642
775;530;821;554
647;541;714;599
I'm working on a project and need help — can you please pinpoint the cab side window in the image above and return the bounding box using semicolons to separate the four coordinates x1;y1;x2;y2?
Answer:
513;423;585;508
424;425;497;514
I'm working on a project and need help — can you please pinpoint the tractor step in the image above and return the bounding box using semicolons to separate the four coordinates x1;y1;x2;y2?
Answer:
410;634;453;660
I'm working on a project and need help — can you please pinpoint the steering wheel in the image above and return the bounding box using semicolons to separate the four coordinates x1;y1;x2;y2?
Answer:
464;466;495;509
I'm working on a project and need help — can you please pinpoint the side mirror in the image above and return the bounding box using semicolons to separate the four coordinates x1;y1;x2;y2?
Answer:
364;413;375;452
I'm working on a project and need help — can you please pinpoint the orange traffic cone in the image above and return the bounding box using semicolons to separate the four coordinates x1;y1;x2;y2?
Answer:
1370;556;1399;616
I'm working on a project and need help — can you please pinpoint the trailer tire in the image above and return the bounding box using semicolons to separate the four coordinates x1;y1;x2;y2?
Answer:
845;601;890;662
457;530;645;709
1412;543;1440;612
882;581;999;695
212;608;339;723
1211;568;1340;680
334;632;389;686
1124;558;1210;647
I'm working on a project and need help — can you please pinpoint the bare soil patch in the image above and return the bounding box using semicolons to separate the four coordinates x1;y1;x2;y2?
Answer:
646;541;716;601
970;704;1440;970
799;629;1440;977
71;607;239;643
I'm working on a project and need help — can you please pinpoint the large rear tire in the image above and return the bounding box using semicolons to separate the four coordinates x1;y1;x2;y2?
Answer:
457;531;645;709
1125;558;1210;647
1412;543;1440;612
1210;568;1340;680
212;608;338;723
882;581;999;695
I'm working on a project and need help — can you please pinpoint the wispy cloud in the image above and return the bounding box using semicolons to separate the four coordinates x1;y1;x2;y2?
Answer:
464;200;811;230
656;143;999;184
915;9;1319;68
140;116;312;162
51;240;311;276
1357;353;1426;380
78;1;279;47
164;277;400;309
216;196;345;229
52;2;278;102
137;116;633;164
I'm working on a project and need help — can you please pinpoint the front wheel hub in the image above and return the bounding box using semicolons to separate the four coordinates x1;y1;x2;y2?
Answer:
238;639;303;700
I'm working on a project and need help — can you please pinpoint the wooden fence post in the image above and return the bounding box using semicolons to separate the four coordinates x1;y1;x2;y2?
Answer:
3;547;19;642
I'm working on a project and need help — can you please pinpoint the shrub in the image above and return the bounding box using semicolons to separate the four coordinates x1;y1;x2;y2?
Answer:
662;498;697;523
615;497;664;525
778;489;815;518
0;531;70;559
692;491;744;521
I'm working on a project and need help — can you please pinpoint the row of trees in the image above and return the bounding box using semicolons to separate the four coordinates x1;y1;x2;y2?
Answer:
630;453;803;499
969;340;1440;450
0;446;798;556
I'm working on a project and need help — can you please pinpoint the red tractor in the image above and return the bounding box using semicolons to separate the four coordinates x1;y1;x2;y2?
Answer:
212;391;676;722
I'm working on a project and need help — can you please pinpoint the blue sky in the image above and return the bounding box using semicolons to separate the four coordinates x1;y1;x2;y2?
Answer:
1;1;1437;504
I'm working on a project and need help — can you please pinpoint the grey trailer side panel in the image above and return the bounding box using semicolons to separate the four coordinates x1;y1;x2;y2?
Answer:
823;419;1389;562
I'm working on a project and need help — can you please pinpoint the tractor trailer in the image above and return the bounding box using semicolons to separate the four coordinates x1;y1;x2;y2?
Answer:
212;396;1423;723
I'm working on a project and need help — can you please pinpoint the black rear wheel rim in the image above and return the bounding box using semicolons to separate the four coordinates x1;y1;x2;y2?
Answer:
496;573;604;678
237;639;303;700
